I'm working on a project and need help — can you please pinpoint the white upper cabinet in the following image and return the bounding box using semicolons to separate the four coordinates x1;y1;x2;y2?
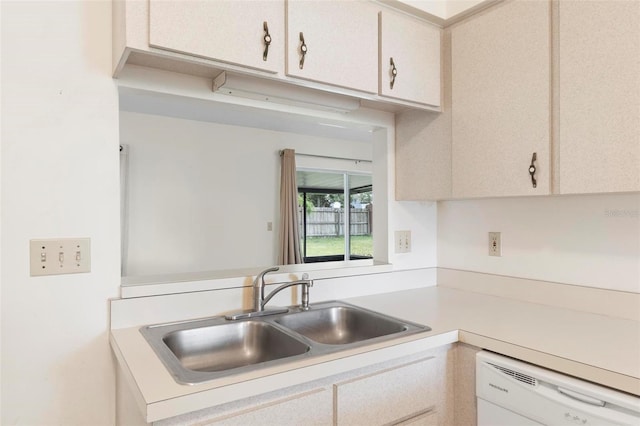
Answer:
557;0;640;194
451;0;551;198
285;0;379;93
148;0;284;73
379;10;441;107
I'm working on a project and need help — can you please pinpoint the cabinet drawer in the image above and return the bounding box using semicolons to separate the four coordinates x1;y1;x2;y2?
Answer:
334;357;437;426
205;388;332;426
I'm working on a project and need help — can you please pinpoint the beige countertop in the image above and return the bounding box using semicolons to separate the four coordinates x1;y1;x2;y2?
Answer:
110;286;640;422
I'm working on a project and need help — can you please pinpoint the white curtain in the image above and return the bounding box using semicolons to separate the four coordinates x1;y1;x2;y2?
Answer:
278;149;303;264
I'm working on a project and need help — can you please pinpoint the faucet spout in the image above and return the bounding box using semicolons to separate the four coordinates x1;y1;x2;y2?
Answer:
252;266;279;312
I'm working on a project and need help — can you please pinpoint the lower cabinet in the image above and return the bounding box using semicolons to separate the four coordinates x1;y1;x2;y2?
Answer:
334;357;439;425
205;388;332;426
132;344;474;426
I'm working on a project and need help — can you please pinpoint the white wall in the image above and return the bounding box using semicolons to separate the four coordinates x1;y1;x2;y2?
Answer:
120;111;373;276
1;2;120;425
438;193;640;292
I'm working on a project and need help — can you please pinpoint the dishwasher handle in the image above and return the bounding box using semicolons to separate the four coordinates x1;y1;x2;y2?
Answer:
558;387;606;407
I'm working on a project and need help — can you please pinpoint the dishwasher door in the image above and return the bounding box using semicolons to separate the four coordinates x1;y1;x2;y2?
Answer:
478;398;543;425
476;351;640;426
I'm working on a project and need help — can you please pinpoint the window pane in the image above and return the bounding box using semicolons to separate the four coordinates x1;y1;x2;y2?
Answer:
299;190;345;260
349;185;373;259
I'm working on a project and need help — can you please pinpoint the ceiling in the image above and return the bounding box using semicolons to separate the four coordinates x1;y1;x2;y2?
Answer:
297;170;372;193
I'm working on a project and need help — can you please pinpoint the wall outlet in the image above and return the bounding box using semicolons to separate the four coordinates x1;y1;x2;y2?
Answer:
488;232;501;257
30;238;91;276
394;230;411;253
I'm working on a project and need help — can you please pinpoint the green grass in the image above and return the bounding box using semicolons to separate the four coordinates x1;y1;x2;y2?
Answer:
304;235;373;257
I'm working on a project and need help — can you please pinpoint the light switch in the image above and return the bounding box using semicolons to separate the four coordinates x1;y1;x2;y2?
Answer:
394;230;412;253
30;238;91;276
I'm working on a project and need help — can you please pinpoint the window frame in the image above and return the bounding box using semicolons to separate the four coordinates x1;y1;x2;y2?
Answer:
297;170;373;264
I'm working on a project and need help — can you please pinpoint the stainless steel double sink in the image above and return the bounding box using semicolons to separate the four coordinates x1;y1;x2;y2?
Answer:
140;301;430;385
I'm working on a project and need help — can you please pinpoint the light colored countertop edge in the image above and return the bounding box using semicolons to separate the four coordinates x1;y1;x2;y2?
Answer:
110;286;640;422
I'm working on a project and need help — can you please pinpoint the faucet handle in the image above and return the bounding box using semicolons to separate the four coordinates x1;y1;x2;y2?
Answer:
301;273;313;286
300;273;313;310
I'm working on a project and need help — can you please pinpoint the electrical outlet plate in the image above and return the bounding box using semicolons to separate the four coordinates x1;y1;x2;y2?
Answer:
394;230;411;253
30;238;91;276
488;232;501;257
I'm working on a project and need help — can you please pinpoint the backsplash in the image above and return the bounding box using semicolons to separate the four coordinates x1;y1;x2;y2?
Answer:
438;192;640;293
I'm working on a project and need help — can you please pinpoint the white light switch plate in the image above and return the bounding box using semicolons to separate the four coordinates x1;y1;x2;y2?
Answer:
30;238;91;276
394;230;412;253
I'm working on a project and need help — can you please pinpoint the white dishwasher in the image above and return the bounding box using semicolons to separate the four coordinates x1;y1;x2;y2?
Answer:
476;351;640;426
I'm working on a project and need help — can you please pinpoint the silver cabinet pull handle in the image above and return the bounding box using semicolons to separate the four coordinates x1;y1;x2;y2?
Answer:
263;21;271;61
529;152;537;188
299;32;307;69
390;57;398;89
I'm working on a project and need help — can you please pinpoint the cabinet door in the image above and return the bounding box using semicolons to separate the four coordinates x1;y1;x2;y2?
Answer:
206;388;332;426
557;0;640;194
286;0;378;93
334;357;438;425
379;10;441;107
149;0;284;74
451;1;551;198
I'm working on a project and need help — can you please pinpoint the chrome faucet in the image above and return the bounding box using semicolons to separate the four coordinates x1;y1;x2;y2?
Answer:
226;267;313;320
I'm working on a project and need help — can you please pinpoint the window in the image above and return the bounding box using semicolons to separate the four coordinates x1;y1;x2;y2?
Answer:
297;170;373;263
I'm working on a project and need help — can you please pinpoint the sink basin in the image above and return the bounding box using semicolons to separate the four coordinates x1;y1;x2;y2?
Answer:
163;321;310;372
141;318;310;384
274;305;410;345
140;301;430;385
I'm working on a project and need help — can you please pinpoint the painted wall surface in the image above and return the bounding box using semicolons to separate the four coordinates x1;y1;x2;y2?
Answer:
438;193;640;292
1;1;120;425
120;111;374;276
